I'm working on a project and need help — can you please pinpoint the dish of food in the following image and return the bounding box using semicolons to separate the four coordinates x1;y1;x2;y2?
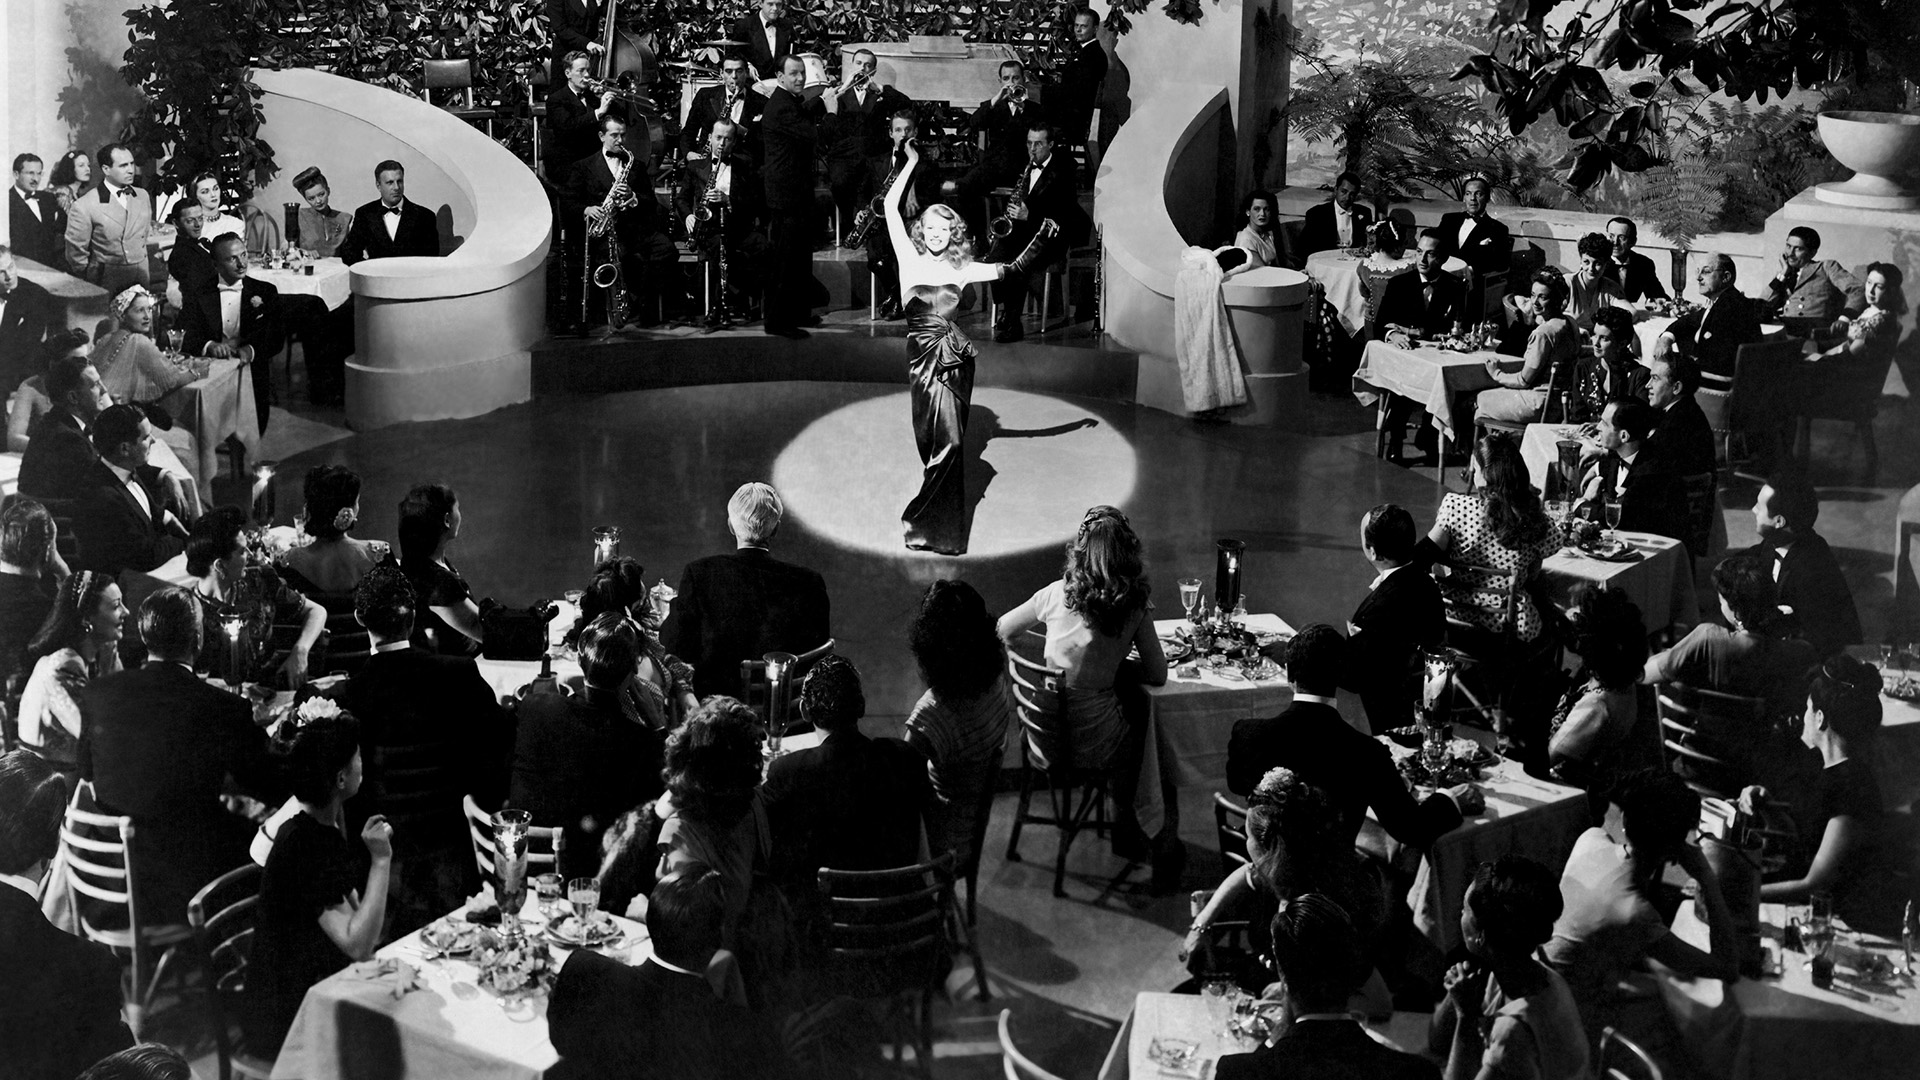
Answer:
1252;630;1292;649
1159;635;1193;662
1577;536;1634;559
1884;674;1920;702
418;920;479;956
545;910;623;948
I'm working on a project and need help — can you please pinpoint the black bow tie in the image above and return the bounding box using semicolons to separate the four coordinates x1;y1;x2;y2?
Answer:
384;205;403;216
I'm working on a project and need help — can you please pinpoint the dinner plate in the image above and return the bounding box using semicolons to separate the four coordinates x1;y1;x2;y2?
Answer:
1576;537;1634;560
545;911;623;948
419;920;479;956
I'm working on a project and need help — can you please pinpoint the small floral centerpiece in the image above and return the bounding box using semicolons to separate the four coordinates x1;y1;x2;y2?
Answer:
473;926;554;999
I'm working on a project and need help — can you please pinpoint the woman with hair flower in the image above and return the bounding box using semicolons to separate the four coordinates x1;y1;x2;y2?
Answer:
16;571;126;768
280;465;390;596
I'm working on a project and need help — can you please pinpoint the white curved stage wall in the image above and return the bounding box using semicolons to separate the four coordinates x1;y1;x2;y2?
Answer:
251;69;550;430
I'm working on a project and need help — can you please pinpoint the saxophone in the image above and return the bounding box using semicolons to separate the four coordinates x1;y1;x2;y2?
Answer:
589;153;640;328
846;151;905;249
989;188;1025;240
690;161;721;244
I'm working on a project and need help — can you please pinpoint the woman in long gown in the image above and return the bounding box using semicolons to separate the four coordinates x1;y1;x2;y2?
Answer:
886;140;1053;555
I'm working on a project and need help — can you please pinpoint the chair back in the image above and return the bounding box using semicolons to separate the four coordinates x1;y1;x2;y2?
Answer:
318;605;371;677
1278;219;1306;269
1598;1025;1664;1080
1727;338;1802;434
739;637;836;727
60;778;147;941
816;852;958;997
1006;649;1068;770
1437;560;1524;640
1679;471;1716;558
1213;792;1249;874
998;1009;1068;1080
1655;681;1766;798
425;58;477;107
189;862;264;1077
364;740;464;838
461;794;565;879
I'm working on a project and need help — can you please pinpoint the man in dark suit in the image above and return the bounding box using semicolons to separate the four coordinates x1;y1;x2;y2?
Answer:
9;154;67;270
1216;895;1439;1080
547;0;603;86
661;482;830;700
1372;230;1467;342
68;404;189;576
824;49;912;245
677;119;768;316
1581;398;1690;544
567;114;680;329
180;233;281;433
763;657;936;894
729;0;794;81
337;160;442;265
679;57;764;162
0;245;56;393
549;867;776;1080
1299;172;1375;261
338;564;511;930
1050;7;1108;156
985;121;1087;343
760;55;828;339
1226;624;1470;849
18;355;109;501
1433;174;1512;278
1603;216;1667;303
80;588;282;924
1660;254;1761;385
548;50;622;177
1339;506;1444;736
164;201;216;303
1641;353;1717;478
1743;476;1861;657
0;750;134;1080
860;110;942;320
963;60;1037;199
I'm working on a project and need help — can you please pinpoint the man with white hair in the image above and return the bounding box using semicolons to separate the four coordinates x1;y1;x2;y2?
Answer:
660;482;831;699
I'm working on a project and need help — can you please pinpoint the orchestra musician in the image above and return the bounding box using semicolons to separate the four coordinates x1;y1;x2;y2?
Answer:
760;55;827;339
681;57;765;163
825;49;912;247
547;0;604;86
730;0;795;82
945;60;1035;238
548;50;626;177
1049;8;1107;154
564;115;681;331
862;110;941;321
676;120;767;313
985;122;1088;344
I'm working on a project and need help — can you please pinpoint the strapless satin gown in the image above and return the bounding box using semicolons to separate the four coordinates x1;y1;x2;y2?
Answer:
902;284;974;554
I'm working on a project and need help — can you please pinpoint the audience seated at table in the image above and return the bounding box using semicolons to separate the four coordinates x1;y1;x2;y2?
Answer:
1234;188;1283;269
337;563;510;928
0;749;134;1080
69;404;189;576
1638;353;1716;479
79;587;282;924
18;355;111;500
175;504;325;687
1546;586;1650;795
548;866;781;1080
1215;893;1438;1080
75;1043;194;1080
1419;432;1560;644
178;233;280;435
278;464;391;596
185;173;245;248
1763;226;1864;326
564;555;696;729
998;505;1172;867
1570;306;1647;422
661;481;831;700
1228;625;1470;848
290;167;354;259
1544;768;1739;1057
1741;474;1861;657
1578;398;1690;544
1656;254;1761;386
0;497;66;689
337;160;442;265
0;245;56;394
1428;855;1589;1080
1759;653;1904;935
164;201;215;307
7;329;89;453
1808;261;1903;366
764;655;938;896
1374;230;1469;345
1602;217;1667;304
1644;554;1818;721
1478;269;1578;424
397;482;485;654
246;703;394;1056
1297;172;1374;264
905;579;1014;866
16;571;124;770
1566;232;1627;331
509;613;666;882
1433;175;1513;279
1339;504;1444;735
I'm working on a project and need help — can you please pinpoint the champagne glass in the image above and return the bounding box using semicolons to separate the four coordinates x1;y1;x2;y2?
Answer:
1603;497;1623;545
166;329;184;357
532;872;562;919
1201;976;1235;1035
1178;578;1202;624
567;877;601;926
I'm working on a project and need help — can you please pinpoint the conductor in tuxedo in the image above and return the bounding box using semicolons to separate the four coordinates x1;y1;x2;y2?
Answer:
68;405;189;576
181;234;282;433
730;0;795;81
679;57;764;162
1373;230;1467;342
338;160;441;265
63;142;154;292
1051;8;1109;150
548;50;624;177
567;114;680;329
677;119;768;307
760;55;828;338
1579;399;1690;544
1433;174;1512;284
824;49;912;244
9;153;67;270
661;482;830;701
1339;505;1444;735
0;246;56;393
547;0;603;86
985;122;1087;343
0;750;134;1080
1298;172;1375;261
1658;254;1761;384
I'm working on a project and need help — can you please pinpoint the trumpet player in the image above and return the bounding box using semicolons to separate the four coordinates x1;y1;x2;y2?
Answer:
861;111;940;321
564;115;680;332
549;51;627;177
680;57;764;163
676;119;766;306
987;122;1088;343
825;49;911;245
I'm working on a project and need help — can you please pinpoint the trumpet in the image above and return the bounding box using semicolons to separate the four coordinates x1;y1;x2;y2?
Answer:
989;189;1025;239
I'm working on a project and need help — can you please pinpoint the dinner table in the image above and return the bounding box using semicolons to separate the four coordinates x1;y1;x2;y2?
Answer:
1858;647;1920;813
1537;529;1701;634
1304;248;1471;339
249;256;354;313
1095;990;1258;1080
473;600;587;702
166;355;259;504
1352;338;1503;473
272;896;652;1080
1658;901;1920;1080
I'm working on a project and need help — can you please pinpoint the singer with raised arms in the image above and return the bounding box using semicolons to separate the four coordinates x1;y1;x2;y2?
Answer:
886;140;1054;555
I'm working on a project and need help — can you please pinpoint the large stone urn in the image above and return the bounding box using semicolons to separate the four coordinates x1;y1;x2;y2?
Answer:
1815;111;1920;210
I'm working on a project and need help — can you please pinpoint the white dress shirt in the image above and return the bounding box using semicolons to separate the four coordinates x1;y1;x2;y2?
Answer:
725;89;744;122
764;25;779;66
713;161;733;199
106;459;152;518
1456;214;1479;248
1026;157;1049;193
381;200;405;240
217;280;244;342
16;187;43;222
1333;202;1354;246
0;871;37;901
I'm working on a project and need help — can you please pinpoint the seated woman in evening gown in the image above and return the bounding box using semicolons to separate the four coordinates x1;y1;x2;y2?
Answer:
92;285;209;410
886;140;1054;555
280;465;390;598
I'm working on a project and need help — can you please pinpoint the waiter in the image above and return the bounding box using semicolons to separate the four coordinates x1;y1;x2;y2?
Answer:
760;55;826;339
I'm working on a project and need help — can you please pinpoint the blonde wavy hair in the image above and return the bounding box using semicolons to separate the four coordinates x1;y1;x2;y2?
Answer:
909;203;974;268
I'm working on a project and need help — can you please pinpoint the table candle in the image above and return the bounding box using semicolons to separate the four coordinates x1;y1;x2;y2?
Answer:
1214;540;1245;615
591;525;621;570
763;651;796;752
221;611;246;687
249;461;277;527
492;809;531;919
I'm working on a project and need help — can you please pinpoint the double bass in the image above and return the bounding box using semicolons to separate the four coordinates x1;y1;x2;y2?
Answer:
597;0;666;165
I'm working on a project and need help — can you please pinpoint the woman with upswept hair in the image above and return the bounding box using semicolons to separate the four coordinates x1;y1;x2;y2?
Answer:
886;137;1058;555
1421;431;1558;642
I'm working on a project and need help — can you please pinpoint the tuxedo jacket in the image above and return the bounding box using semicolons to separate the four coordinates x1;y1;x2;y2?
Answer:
179;275;284;364
0;885;133;1080
1051;37;1109;140
70;457;187;575
1299;200;1375;259
337;198;441;264
729;13;793;80
166;233;217;301
0;277;56;392
970;96;1040;183
762;729;936;890
1641;394;1717;479
1433;210;1512;275
509;685;665;881
760;86;825;211
1340;566;1444;733
679;83;765;160
660;547;830;699
1216;1018;1440;1080
1586;450;1689;544
1605;250;1668;303
8;186;67;269
547;84;622;171
827;83;914;164
17;408;94;501
64;182;154;281
1740;532;1862;657
998;153;1090;249
1667;293;1762;380
1227;699;1462;849
547;0;600;69
1373;270;1467;339
566;151;669;244
549;952;775;1080
675;154;766;242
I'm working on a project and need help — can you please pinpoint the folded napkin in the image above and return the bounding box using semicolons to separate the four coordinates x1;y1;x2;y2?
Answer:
345;958;422;999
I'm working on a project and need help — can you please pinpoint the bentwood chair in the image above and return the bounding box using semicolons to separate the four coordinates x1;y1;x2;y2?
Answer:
1003;649;1114;898
1000;1009;1070;1080
461;795;565;882
425;59;498;138
1212;792;1250;877
1597;1025;1664;1080
189;863;274;1080
59;779;194;1039
739;637;836;733
1655;682;1768;800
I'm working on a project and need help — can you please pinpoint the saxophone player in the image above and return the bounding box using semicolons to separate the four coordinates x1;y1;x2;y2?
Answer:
565;115;681;332
824;49;911;246
861;110;940;321
676;119;766;310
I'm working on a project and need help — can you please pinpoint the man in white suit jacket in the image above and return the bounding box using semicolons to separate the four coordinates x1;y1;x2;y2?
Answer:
64;142;154;292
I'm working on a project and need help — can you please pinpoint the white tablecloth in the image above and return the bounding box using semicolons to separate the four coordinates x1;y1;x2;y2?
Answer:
273;899;652;1080
1306;249;1470;337
1521;422;1589;494
173;357;258;504
1660;902;1920;1080
249;257;352;312
1539;530;1700;632
1353;340;1504;440
0;452;18;499
1099;991;1254;1080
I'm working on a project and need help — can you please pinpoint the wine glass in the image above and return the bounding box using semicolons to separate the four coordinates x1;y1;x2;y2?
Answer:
1603;497;1623;545
166;329;184;357
1881;643;1896;672
1178;578;1202;624
532;873;562;919
567;877;601;924
1201;976;1235;1035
